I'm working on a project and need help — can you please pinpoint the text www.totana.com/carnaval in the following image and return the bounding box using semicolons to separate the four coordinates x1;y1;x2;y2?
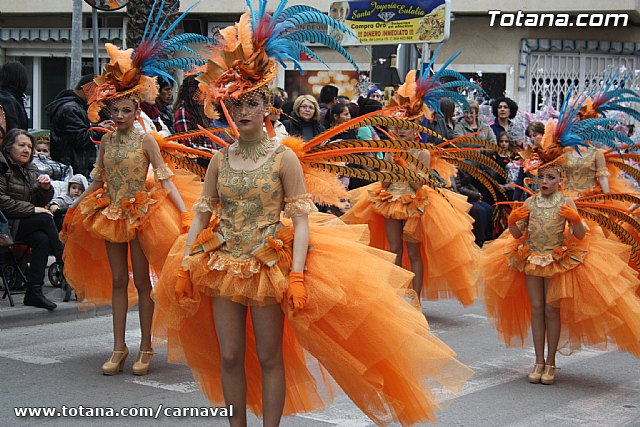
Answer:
14;404;234;419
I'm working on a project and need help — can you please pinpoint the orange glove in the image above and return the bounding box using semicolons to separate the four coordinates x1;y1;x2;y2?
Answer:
287;271;307;311
559;205;582;225
180;211;194;233
508;205;529;226
175;266;193;301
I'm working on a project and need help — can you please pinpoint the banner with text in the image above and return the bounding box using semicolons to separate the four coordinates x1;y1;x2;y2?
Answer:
329;0;451;46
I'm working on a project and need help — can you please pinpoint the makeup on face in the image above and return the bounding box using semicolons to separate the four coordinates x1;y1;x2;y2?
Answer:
538;168;561;195
109;99;139;129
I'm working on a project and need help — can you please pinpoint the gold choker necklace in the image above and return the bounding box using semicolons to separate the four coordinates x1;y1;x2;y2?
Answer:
235;134;274;162
535;191;563;208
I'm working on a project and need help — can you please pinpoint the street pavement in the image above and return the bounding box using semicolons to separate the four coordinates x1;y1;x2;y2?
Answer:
1;292;639;426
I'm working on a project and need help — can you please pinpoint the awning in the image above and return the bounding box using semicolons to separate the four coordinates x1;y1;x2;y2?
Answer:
519;38;640;88
0;28;122;43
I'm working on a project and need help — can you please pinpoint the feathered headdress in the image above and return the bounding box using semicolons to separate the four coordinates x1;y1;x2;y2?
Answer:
85;0;213;121
579;70;640;122
196;0;359;119
522;89;635;174
388;45;483;122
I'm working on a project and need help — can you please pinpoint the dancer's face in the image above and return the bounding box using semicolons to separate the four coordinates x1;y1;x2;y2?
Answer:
538;167;561;196
110;98;139;130
226;93;268;136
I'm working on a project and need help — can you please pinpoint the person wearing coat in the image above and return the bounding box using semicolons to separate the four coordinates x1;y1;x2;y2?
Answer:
0;129;64;310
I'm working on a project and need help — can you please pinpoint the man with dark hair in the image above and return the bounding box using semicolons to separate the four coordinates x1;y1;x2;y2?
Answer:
45;74;112;178
318;84;339;126
156;77;174;133
0;61;30;131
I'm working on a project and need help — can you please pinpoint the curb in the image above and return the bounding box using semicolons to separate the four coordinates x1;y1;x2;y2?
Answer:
0;288;113;329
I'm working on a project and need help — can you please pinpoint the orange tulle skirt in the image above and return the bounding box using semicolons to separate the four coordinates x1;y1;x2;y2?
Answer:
342;183;480;306
482;230;640;356
61;172;202;308
152;213;473;425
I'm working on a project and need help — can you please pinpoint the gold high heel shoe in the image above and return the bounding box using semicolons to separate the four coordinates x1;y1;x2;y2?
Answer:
102;347;128;375
528;363;545;384
132;350;154;376
541;365;557;385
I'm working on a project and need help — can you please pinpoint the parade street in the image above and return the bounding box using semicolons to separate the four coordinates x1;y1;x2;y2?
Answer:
1;298;639;427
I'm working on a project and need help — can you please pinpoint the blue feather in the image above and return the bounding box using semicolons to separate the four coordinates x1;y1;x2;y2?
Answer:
599;105;640;121
142;0;161;42
150;0;182;42
283;30;359;71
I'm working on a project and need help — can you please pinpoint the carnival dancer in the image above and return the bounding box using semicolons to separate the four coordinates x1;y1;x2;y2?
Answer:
61;1;212;376
152;2;473;426
481;93;640;385
343;50;497;307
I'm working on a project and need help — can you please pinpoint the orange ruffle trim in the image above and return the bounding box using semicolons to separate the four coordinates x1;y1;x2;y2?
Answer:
61;173;203;308
482;229;640;357
343;183;480;306
152;213;473;425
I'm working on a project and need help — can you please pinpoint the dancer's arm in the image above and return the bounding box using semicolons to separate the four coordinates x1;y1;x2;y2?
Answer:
595;150;610;194
143;134;187;213
181;152;220;265
410;149;431;191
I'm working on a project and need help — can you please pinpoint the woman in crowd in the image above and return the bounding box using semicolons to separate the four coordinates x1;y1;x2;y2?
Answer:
282;95;325;141
454;99;496;143
173;75;217;151
0;129;63;310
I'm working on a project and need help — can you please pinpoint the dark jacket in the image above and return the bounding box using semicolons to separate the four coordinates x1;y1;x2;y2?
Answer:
0;151;54;237
0;88;28;131
282;114;325;142
45;90;103;178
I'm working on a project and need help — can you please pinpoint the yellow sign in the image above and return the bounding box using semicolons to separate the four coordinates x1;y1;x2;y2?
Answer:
330;0;451;45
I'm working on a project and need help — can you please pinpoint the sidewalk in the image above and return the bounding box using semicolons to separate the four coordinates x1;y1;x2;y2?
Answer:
0;264;113;329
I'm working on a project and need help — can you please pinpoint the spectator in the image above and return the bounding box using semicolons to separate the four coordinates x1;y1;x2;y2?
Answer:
367;87;383;102
490;97;518;140
512;121;544;201
156;78;174;133
455;169;493;246
46;74;111;178
138;99;171;136
454;99;496;143
327;103;356;139
318;85;338;125
427;98;455;144
49;174;88;230
267;95;288;140
0;61;29;131
0;129;64;310
283;95;325;141
173;75;215;150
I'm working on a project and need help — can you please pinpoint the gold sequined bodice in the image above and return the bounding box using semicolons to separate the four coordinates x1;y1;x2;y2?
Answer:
217;145;286;259
524;193;570;254
564;147;598;195
103;131;149;203
387;148;424;195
